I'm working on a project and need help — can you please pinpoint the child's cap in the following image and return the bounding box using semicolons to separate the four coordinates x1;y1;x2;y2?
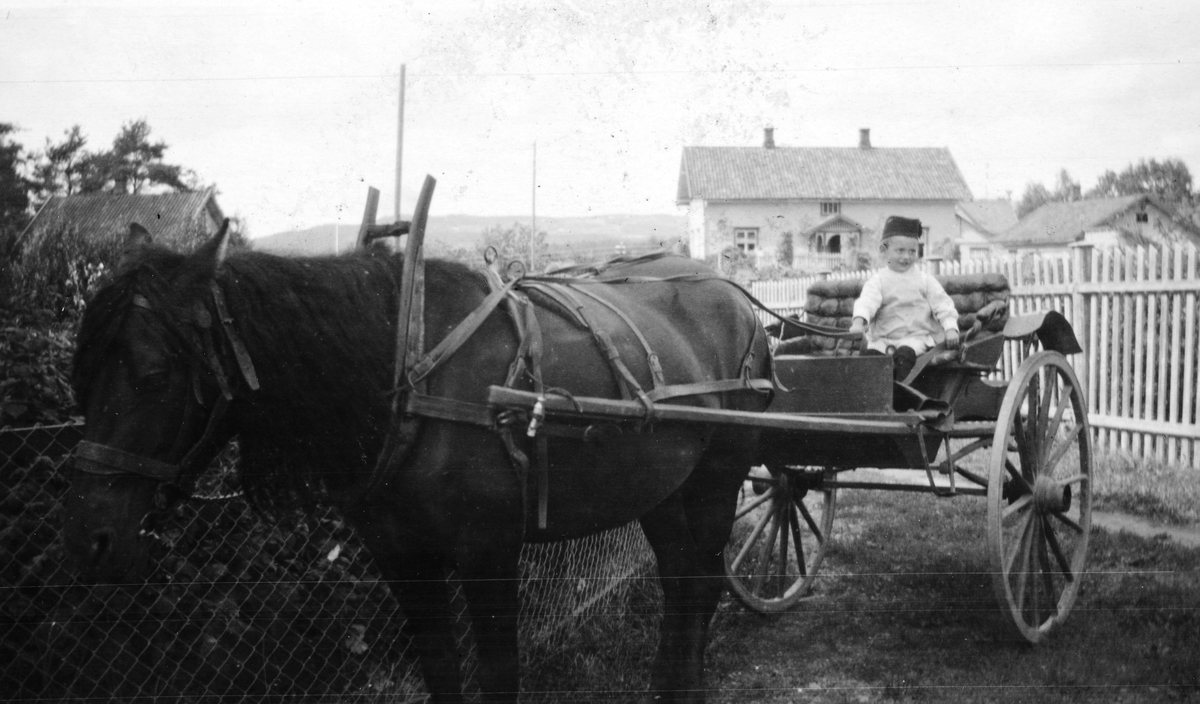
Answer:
882;216;923;240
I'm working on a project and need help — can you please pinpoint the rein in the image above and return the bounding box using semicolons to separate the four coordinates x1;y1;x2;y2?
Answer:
73;284;260;501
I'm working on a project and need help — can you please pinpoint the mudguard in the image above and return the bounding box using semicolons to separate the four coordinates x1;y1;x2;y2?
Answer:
1002;310;1082;355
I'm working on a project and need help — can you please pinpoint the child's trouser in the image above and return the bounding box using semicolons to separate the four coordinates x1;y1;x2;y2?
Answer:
862;346;917;381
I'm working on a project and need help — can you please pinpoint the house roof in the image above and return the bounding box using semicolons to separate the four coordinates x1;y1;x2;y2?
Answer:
19;189;224;250
676;146;973;204
955;199;1017;238
999;195;1156;247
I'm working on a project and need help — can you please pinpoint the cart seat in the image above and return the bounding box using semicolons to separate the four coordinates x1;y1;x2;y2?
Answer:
773;273;1010;357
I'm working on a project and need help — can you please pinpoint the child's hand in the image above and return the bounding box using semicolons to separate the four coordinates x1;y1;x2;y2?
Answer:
944;328;960;350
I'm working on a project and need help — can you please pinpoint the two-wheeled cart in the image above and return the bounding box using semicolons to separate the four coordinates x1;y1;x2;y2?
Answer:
722;276;1091;643
488;271;1091;644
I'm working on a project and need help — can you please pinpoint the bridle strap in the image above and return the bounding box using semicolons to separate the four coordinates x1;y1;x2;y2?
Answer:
74;281;250;494
75;440;180;481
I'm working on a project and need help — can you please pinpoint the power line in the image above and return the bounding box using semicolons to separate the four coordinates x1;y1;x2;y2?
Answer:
2;60;1194;85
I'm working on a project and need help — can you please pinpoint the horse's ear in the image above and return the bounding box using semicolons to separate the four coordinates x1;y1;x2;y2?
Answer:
119;223;153;266
195;219;232;274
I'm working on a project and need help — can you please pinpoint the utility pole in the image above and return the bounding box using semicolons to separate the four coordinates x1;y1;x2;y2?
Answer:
395;64;406;223
531;140;537;268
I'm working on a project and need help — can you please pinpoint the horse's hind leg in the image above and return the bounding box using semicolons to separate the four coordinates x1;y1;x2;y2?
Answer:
638;431;753;703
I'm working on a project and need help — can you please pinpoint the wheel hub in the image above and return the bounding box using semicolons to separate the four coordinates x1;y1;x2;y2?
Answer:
1032;475;1072;513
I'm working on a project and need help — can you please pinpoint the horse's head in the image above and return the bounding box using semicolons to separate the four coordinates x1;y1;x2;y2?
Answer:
64;221;253;583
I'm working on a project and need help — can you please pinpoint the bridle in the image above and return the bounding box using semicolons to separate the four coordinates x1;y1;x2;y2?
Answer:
73;281;260;509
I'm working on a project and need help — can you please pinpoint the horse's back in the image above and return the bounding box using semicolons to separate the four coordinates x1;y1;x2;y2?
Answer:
532;254;767;408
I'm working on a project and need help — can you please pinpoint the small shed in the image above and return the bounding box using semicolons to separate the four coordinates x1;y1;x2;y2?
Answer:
18;188;225;254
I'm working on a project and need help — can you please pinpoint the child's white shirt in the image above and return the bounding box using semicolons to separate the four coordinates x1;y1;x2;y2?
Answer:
852;267;958;355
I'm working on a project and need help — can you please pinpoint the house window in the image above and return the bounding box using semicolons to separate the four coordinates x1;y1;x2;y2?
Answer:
820;202;841;216
1136;212;1149;223
734;228;758;253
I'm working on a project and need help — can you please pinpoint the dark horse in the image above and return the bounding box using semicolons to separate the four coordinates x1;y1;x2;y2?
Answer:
64;221;772;702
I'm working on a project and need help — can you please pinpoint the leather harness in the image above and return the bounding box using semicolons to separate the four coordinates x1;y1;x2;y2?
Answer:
376;255;776;529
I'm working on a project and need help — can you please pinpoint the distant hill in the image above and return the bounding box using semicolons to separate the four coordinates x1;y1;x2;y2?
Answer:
252;213;687;256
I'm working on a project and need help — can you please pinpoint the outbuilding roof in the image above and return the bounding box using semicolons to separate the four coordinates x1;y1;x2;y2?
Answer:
19;188;223;250
999;195;1156;246
676;145;973;204
955;199;1018;238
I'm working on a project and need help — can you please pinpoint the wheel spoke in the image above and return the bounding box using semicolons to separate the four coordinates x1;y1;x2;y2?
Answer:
750;514;781;595
1036;371;1056;456
1003;494;1033;520
735;486;776;520
1042;393;1071;460
789;506;807;577
1042;516;1075;582
1013;412;1032;479
1050;509;1085;534
1031;518;1046;626
797;500;823;542
777;497;791;589
1009;512;1036;615
731;501;774;571
1004;458;1033;494
1058;473;1089;487
1044;424;1083;475
1025;375;1041;473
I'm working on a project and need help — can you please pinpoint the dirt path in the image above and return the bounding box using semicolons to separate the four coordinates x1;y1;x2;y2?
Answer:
1091;510;1200;547
845;468;1200;547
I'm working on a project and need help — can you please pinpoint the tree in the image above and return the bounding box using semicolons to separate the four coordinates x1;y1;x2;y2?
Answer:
0;123;32;234
1016;169;1082;217
1087;158;1194;204
78;119;195;194
31;125;88;201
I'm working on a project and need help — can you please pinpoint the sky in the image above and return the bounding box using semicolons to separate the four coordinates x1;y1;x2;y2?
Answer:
3;0;1199;239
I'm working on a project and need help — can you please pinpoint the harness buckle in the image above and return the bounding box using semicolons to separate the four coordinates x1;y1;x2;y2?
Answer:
527;397;546;438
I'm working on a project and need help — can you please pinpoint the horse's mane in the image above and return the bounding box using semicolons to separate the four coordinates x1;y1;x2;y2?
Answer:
76;243;491;510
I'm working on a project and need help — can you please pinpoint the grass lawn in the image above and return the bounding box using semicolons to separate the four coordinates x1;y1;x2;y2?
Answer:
524;447;1200;702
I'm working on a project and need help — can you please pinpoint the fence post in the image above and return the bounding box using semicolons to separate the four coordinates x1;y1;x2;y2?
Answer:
1069;242;1093;398
925;256;943;276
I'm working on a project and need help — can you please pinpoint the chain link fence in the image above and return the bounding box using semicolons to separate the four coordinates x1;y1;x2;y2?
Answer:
1;423;658;703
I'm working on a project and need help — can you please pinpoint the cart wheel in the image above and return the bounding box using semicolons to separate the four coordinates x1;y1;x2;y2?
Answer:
988;351;1092;643
725;465;836;612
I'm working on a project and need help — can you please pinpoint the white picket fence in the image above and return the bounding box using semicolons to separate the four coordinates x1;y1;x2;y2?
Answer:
749;243;1200;469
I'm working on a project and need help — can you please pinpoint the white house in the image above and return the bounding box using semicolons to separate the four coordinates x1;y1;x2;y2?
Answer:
675;128;974;271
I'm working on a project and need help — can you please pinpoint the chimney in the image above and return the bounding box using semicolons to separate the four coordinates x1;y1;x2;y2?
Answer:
763;126;775;149
859;128;871;149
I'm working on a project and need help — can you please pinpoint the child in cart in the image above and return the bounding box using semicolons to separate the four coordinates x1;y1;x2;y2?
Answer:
849;216;959;381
